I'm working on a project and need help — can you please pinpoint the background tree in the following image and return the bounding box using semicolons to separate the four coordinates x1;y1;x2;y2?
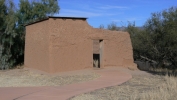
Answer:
127;7;177;69
0;0;7;36
0;0;60;69
0;0;18;69
143;7;177;69
126;22;145;60
99;24;105;29
0;0;6;69
107;22;120;31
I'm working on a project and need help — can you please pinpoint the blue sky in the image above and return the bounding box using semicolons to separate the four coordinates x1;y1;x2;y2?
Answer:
14;0;177;28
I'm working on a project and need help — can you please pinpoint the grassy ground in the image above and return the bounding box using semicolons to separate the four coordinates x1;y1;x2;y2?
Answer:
71;70;177;100
0;68;99;87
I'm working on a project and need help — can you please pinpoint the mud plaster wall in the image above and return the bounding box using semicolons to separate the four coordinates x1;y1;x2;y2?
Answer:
91;29;136;68
25;20;50;72
49;18;93;73
25;17;136;73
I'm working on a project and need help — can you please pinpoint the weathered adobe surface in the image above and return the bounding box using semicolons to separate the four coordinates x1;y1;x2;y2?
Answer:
93;40;100;54
25;17;137;73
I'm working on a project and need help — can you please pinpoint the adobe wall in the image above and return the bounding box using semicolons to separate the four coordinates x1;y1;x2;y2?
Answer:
89;29;136;69
48;18;136;73
48;18;93;73
25;17;136;73
25;20;50;72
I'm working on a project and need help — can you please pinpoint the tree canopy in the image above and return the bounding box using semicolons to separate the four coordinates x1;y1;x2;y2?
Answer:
127;7;177;69
0;0;60;69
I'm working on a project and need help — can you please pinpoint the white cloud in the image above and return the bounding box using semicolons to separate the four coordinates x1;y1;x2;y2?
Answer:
59;9;101;17
98;5;128;10
59;9;120;17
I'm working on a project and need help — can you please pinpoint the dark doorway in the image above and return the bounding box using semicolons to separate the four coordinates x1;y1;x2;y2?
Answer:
93;40;103;68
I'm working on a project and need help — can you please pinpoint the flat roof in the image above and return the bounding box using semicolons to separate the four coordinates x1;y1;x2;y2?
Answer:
48;16;88;19
25;16;88;26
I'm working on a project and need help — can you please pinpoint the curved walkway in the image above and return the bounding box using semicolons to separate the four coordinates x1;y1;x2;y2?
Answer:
0;67;132;100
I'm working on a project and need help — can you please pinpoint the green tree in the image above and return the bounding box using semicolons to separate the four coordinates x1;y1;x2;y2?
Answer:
0;0;18;69
0;0;6;69
107;22;120;31
99;24;105;29
0;0;60;69
132;7;177;69
0;0;6;35
126;22;150;61
146;7;177;69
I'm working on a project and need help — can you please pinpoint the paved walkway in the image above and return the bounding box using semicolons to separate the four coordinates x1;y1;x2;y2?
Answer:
0;67;132;100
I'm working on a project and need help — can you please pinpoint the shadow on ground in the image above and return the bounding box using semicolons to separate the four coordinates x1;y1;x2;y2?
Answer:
135;61;177;77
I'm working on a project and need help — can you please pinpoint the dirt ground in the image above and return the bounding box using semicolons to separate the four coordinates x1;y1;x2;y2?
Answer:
1;67;176;100
0;68;99;87
71;69;175;100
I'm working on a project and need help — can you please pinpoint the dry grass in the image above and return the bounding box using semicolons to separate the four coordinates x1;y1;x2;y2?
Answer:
138;75;177;100
71;72;177;100
0;69;99;87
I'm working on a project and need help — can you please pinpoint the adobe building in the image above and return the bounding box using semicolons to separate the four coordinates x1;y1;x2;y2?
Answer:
25;16;137;73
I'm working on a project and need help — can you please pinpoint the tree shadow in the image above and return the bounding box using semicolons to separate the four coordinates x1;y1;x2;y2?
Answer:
145;70;177;77
135;61;177;77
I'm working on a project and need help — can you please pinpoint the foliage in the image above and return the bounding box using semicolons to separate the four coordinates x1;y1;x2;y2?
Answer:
0;0;18;69
0;0;60;70
0;0;6;65
143;7;177;69
0;0;6;33
126;22;146;60
127;7;177;69
107;22;120;31
99;24;105;29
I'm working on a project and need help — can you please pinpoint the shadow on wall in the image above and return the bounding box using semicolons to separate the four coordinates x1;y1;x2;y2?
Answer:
93;54;100;68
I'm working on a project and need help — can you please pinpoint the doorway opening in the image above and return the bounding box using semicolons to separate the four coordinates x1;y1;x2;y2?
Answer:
93;39;103;68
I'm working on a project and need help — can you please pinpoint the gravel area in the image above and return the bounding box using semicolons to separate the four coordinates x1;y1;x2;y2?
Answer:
0;68;99;87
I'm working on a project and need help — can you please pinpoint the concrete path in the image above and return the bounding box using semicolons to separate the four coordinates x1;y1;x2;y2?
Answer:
0;67;132;100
